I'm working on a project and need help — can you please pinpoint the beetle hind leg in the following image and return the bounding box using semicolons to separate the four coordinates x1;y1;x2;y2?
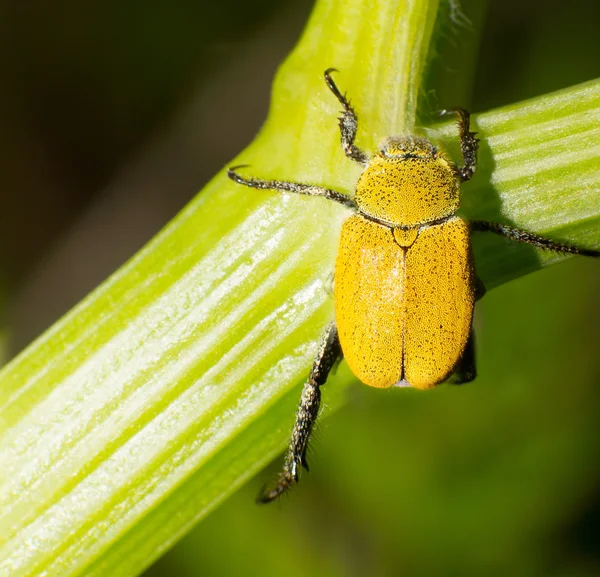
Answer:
257;323;342;504
451;328;477;385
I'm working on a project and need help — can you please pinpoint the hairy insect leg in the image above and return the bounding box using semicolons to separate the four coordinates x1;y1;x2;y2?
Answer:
475;275;487;301
471;221;600;257
227;166;357;210
324;68;369;165
451;277;484;385
257;323;342;504
438;107;479;181
453;329;477;384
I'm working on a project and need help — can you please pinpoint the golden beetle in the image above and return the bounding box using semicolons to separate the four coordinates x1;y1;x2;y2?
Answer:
228;69;599;502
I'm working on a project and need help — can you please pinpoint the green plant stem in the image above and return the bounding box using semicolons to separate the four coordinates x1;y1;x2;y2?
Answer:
1;1;599;575
0;1;444;576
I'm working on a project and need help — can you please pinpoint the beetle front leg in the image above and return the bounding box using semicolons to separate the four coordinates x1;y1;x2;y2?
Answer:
438;107;479;181
471;221;600;257
324;69;369;165
257;323;342;503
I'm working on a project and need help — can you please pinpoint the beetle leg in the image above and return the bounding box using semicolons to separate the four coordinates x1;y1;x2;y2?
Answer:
471;221;600;257
257;323;342;504
227;166;357;210
438;107;479;181
324;68;370;165
452;328;477;384
475;275;487;301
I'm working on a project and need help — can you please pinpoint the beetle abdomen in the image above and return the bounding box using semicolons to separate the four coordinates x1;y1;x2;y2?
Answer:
334;215;475;389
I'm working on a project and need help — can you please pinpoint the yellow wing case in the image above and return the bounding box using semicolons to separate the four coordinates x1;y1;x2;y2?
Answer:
335;215;475;389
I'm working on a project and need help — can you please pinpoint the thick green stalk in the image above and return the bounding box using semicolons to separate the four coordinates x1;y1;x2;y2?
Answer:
1;0;599;575
0;1;444;576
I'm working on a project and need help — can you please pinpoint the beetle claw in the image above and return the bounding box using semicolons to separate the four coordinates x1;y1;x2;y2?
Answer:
256;471;298;504
300;453;310;472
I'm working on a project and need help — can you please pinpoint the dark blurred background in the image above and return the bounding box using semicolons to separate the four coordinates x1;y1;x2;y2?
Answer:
1;0;599;575
0;0;313;352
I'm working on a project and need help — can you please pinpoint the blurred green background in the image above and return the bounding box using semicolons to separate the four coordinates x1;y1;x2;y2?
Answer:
1;0;599;575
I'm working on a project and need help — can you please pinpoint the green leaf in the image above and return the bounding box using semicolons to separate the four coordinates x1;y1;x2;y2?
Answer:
430;79;600;288
1;1;598;577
